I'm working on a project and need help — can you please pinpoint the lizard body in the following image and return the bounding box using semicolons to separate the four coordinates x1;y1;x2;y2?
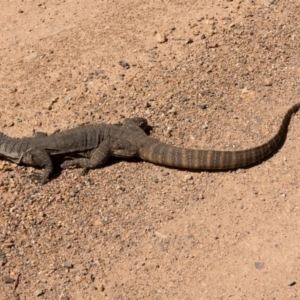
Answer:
0;103;299;183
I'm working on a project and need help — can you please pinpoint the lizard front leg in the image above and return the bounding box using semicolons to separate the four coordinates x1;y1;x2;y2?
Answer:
22;148;54;184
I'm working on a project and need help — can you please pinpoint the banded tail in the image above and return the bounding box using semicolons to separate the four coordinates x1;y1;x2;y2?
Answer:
139;103;300;170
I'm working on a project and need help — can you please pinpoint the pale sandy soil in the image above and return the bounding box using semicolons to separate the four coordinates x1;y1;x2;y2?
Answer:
1;1;300;299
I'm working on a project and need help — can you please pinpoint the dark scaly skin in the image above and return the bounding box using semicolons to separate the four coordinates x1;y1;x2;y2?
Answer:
0;103;299;183
138;103;300;170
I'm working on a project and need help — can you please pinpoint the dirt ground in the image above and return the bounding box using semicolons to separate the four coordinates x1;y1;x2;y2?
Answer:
1;0;300;299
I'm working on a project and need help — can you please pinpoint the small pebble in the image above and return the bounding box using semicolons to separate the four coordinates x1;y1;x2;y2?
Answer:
254;262;264;270
183;174;193;182
186;38;194;44
119;60;130;69
156;32;167;43
14;294;20;300
3;276;15;284
152;176;159;183
264;78;272;86
35;289;44;297
287;279;296;286
63;261;74;269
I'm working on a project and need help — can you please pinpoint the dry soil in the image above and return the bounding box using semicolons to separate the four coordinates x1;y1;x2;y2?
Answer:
1;0;300;299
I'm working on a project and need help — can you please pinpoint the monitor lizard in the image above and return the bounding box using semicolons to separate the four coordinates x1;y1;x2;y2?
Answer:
0;102;299;184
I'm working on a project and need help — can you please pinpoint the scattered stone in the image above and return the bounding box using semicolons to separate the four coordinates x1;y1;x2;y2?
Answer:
0;252;7;266
35;289;44;297
202;123;208;129
63;261;74;269
208;43;218;48
24;52;37;61
119;60;130;69
152;176;159;183
156;32;167;43
3;276;15;284
193;29;200;36
263;78;272;86
38;211;46;218
144;102;151;108
254;262;264;270
240;88;255;99
14;294;20;300
155;231;167;239
196;16;204;22
183;174;193;182
200;104;208;110
186;38;194;44
205;19;215;26
287;279;296;286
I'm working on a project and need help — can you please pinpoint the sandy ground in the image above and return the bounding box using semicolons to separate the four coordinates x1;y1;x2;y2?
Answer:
1;0;300;299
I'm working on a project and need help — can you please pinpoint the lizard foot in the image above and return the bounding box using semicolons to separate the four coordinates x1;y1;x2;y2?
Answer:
29;172;48;185
61;160;76;169
81;168;90;176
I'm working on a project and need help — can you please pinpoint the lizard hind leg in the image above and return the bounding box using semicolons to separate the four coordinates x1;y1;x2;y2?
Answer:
61;140;111;170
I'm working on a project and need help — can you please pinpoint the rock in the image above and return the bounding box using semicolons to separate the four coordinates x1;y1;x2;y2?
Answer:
263;78;272;86
156;32;167;43
119;60;130;69
287;279;296;286
14;294;20;300
183;174;193;182
186;38;194;44
0;252;8;266
3;276;15;284
240;88;255;99
202;123;208;129
254;262;264;270
35;289;44;297
152;176;159;183
24;52;37;61
63;261;74;269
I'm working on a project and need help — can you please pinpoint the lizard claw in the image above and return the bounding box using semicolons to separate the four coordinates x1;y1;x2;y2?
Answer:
81;168;89;176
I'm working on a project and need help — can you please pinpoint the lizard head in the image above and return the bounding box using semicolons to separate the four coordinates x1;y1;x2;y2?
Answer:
123;117;153;134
